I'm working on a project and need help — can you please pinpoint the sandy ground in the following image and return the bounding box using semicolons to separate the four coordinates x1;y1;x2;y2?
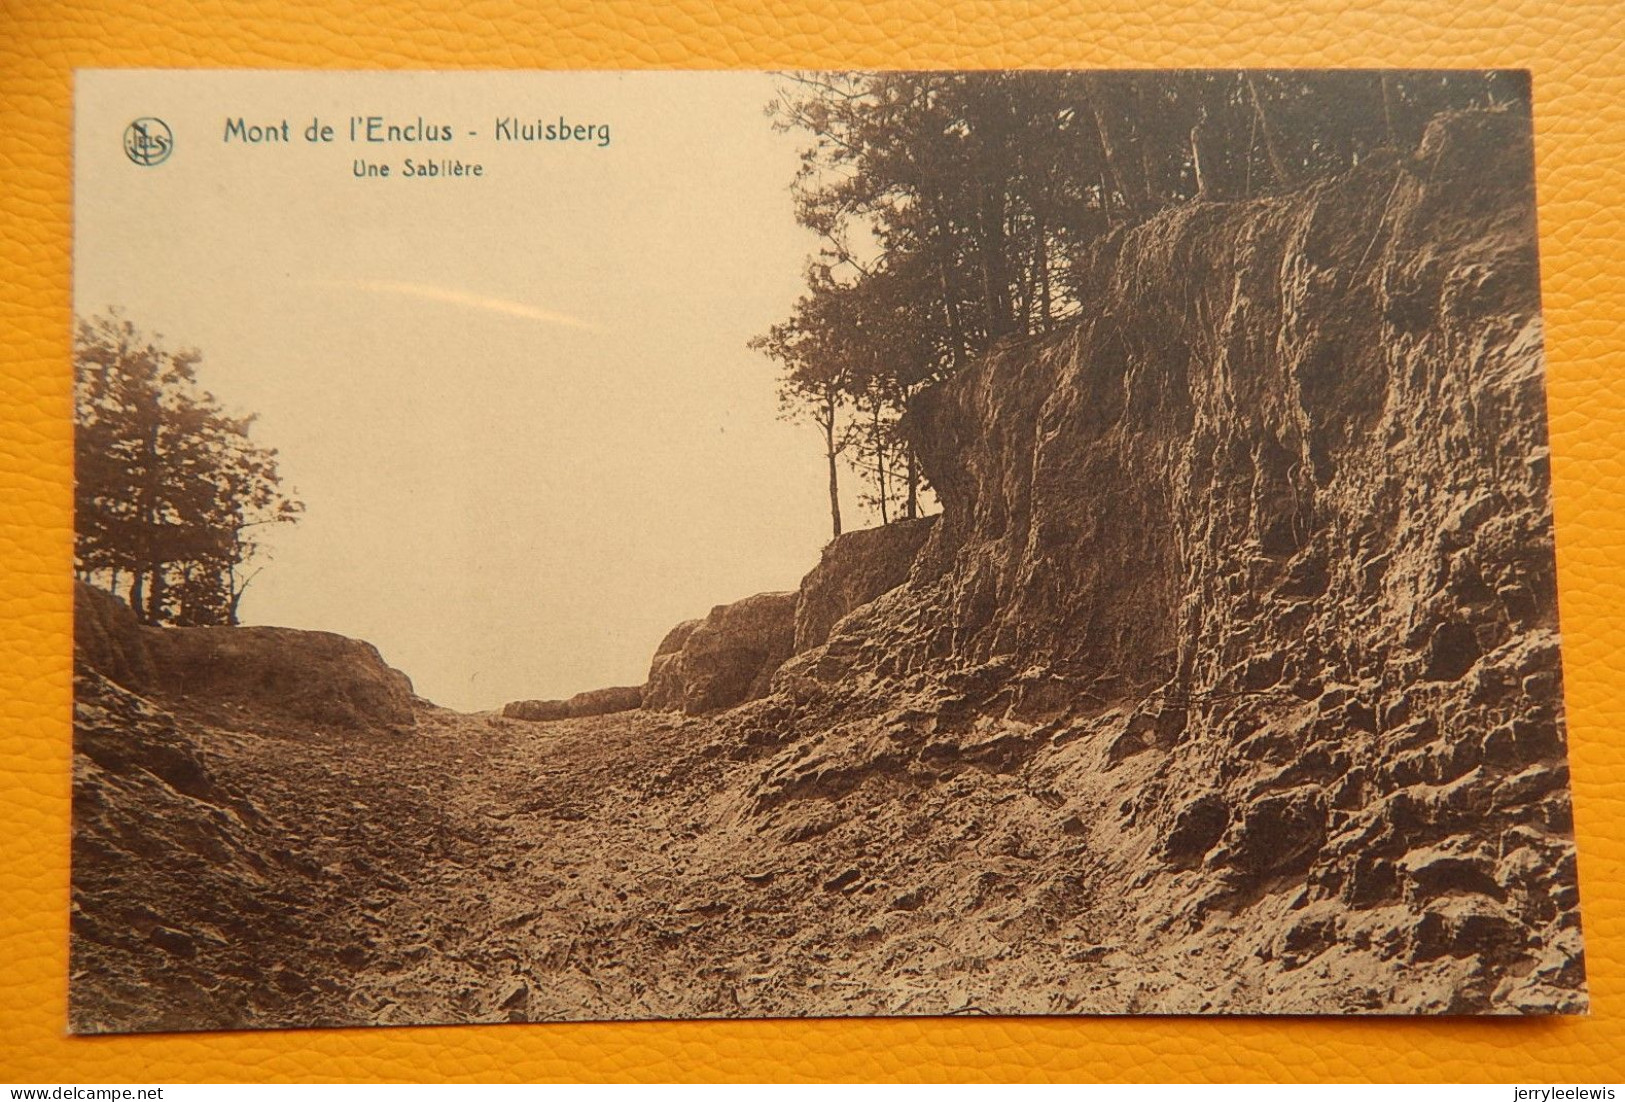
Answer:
74;654;1581;1034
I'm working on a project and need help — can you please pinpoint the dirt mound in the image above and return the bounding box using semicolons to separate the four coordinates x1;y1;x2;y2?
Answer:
75;582;416;734
70;670;471;1032
75;579;161;690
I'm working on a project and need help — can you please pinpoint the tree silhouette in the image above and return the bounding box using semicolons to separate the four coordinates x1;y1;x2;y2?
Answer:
751;273;857;538
74;312;303;625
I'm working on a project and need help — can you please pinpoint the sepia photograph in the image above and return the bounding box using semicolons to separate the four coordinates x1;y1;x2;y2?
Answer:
70;68;1584;1032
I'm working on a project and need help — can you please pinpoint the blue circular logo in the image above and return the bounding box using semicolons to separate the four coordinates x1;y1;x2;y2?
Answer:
124;118;173;166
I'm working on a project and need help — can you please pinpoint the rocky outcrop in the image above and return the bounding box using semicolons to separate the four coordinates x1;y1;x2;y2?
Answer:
75;582;416;733
638;521;936;716
501;698;573;722
525;520;937;720
794;517;937;652
641;619;700;708
642;591;797;714
503;685;642;722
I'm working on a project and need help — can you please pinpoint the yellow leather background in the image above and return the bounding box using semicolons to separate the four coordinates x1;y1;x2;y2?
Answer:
3;0;1622;1083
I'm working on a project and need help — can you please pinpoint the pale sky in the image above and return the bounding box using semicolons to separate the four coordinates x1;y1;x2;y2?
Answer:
75;71;867;711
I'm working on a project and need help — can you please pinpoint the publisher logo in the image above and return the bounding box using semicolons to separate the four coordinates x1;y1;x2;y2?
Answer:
124;118;173;166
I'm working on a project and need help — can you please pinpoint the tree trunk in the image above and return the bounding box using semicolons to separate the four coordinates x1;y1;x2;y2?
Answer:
1246;75;1293;188
1084;81;1142;219
1015;227;1036;334
823;393;842;539
134;394;162;624
929;196;968;371
146;565;166;624
130;570;147;624
1192;113;1211;200
1035;216;1052;330
872;401;889;525
977;181;1013;340
1242;106;1257;199
905;444;919;520
938;262;966;371
1380;73;1398;146
969;93;1015;343
1134;90;1159;207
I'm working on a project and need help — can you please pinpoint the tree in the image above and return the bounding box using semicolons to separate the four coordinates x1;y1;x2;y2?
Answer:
751;276;855;538
73;311;303;625
759;70;1526;529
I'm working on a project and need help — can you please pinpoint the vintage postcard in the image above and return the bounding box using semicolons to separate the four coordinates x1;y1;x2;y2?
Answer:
70;69;1584;1032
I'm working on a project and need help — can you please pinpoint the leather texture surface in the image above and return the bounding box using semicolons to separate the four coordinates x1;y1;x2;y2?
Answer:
2;0;1622;1083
